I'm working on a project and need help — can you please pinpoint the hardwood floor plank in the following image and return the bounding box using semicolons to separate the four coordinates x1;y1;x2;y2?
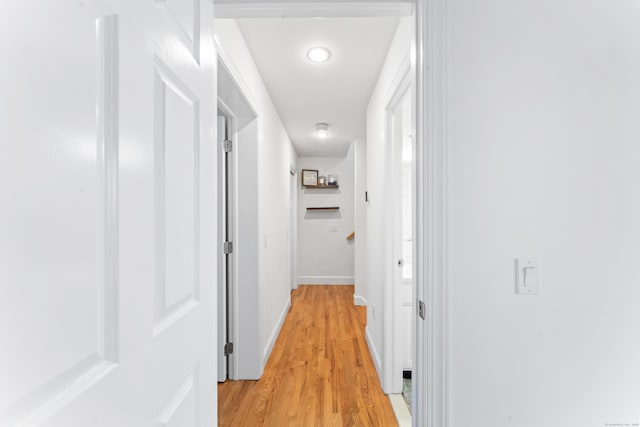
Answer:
218;285;397;426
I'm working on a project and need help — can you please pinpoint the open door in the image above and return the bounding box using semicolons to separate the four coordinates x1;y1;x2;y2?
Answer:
216;53;261;380
392;90;414;405
0;1;217;425
289;168;297;290
217;113;234;382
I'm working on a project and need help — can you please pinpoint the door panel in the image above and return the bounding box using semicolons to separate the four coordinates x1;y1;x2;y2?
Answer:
154;370;197;427
216;115;227;382
0;3;118;424
154;58;199;331
0;0;216;425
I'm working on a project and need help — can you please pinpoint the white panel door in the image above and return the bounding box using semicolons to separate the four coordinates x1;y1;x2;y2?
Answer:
216;115;227;383
0;1;217;426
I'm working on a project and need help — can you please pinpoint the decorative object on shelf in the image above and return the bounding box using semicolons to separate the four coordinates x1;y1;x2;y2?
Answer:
301;169;318;186
346;232;355;240
301;169;339;188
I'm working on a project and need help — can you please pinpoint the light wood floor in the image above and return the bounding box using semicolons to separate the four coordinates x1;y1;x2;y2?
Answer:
218;285;398;427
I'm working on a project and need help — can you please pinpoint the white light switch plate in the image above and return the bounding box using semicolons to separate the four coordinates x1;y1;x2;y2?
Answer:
516;258;541;295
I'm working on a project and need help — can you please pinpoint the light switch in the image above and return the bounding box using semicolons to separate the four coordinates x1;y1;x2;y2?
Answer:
516;258;540;295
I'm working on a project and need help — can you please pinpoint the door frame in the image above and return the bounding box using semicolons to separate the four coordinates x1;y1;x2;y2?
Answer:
213;1;450;426
216;110;236;382
414;0;449;426
289;166;298;290
216;35;261;380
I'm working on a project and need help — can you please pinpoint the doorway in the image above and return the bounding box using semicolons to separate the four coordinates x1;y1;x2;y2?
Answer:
216;54;261;380
378;51;415;425
289;167;298;290
217;112;233;382
213;3;440;427
391;86;414;407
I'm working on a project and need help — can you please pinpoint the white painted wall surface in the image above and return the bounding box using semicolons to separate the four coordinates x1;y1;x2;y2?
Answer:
354;139;368;305
235;120;261;378
446;1;640;425
297;148;355;285
364;16;412;378
215;20;297;373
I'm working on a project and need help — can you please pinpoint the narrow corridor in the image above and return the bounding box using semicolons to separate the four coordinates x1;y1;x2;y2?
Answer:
218;285;397;426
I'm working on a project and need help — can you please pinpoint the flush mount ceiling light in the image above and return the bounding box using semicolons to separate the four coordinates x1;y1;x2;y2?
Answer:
307;47;331;63
315;123;330;138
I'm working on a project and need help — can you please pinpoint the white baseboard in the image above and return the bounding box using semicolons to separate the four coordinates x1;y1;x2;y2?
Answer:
297;276;355;285
262;298;291;365
353;295;367;306
389;394;412;427
365;325;383;380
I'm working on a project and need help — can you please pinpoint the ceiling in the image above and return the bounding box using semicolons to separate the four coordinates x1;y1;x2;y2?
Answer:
236;17;401;157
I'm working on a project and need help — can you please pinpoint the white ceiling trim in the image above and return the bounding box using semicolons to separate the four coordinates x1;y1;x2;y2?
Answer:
214;2;414;19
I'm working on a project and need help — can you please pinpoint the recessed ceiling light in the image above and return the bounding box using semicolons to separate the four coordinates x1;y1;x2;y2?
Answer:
307;47;331;63
315;123;330;138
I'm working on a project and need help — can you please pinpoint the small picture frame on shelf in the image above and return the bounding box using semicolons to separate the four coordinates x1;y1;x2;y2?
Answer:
301;169;318;186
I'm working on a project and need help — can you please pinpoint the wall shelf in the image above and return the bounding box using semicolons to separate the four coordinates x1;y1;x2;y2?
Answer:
306;207;340;211
303;184;339;189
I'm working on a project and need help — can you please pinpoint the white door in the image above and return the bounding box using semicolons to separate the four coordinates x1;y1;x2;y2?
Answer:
217;114;232;382
391;88;413;393
398;93;413;373
0;1;217;426
289;170;296;290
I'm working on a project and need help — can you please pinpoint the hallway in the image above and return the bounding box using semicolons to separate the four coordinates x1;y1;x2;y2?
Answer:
218;285;397;426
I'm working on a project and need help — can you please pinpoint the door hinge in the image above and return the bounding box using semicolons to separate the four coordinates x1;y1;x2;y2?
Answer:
224;342;234;356
418;300;426;320
223;139;233;153
224;241;233;254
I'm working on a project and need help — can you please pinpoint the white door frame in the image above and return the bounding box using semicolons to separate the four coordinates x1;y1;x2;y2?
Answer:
216;37;262;380
414;0;448;426
216;108;239;383
289;166;298;290
216;113;232;382
213;1;449;426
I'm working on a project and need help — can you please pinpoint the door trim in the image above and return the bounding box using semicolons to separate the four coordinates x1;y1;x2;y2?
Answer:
214;2;414;19
216;35;262;380
415;0;449;426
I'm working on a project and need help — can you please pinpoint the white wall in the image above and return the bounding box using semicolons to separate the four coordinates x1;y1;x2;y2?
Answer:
216;20;298;375
354;139;368;305
365;16;413;381
446;0;640;425
235;120;261;377
297;147;355;285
